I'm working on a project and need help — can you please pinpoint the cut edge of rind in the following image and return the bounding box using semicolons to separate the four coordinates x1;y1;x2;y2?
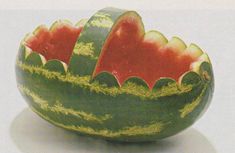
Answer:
18;17;213;90
19;19;85;73
93;53;212;90
16;59;211;99
91;10;145;78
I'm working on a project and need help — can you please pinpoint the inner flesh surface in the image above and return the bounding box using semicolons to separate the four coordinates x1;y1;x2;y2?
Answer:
25;20;197;89
25;23;82;64
94;17;197;88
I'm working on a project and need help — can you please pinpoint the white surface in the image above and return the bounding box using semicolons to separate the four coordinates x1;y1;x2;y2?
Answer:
1;0;235;10
0;9;235;153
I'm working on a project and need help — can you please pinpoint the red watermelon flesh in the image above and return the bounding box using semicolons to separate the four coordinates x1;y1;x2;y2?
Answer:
94;17;198;89
24;20;197;89
25;23;82;64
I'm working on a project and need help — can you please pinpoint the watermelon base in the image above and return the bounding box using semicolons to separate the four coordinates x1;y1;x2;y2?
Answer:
16;55;213;141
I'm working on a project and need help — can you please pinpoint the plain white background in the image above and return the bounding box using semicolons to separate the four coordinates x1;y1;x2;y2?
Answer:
0;1;235;153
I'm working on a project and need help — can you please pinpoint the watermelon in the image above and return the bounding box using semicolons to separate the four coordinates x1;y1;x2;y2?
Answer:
15;7;214;142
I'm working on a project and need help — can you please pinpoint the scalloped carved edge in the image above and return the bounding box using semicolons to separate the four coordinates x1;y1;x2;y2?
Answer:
18;19;87;73
18;19;213;89
93;30;212;89
18;45;67;73
94;61;212;91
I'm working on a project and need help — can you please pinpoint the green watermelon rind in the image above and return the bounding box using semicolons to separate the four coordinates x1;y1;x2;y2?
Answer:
15;7;214;142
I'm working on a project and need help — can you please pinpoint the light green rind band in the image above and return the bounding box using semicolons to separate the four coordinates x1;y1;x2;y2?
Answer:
31;107;165;138
18;84;111;123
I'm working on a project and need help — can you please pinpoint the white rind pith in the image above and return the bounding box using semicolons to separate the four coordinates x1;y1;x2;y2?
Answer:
144;30;168;46
190;53;210;73
165;36;187;52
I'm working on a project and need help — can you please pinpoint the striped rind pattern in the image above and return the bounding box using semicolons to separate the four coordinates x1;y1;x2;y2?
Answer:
15;7;214;141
